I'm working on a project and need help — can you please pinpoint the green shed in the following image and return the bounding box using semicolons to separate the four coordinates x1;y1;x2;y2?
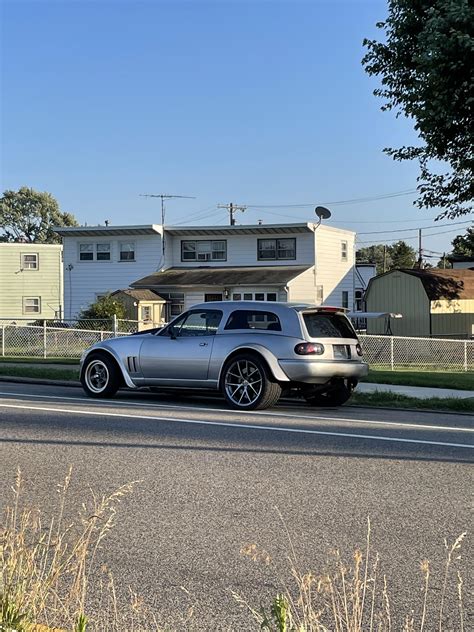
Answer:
365;269;474;338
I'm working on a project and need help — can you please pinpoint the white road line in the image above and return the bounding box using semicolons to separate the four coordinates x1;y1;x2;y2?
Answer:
0;390;472;434
1;402;473;450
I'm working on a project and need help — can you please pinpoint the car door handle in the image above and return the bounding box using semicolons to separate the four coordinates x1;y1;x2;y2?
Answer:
199;342;208;346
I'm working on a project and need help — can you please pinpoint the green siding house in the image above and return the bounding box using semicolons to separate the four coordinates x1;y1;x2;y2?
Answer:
0;243;63;319
365;269;474;338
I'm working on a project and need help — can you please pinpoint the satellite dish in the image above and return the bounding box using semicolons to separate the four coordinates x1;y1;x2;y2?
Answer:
315;206;332;220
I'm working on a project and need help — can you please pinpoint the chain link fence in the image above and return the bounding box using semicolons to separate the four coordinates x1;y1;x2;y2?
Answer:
0;319;473;370
359;334;474;372
0;317;162;359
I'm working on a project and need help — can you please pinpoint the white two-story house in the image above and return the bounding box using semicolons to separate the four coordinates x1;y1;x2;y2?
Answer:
55;224;163;318
56;221;356;320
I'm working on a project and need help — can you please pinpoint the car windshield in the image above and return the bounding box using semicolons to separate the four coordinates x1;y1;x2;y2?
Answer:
303;312;356;338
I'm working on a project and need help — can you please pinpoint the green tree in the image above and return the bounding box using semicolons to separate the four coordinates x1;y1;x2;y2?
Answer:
78;295;126;322
389;240;417;269
451;226;474;257
0;187;78;243
356;240;416;273
363;0;474;219
356;244;392;274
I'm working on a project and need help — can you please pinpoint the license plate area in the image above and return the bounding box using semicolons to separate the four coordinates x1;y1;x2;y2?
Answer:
333;344;351;359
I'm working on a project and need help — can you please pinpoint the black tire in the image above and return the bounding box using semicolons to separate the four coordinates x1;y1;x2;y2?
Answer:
81;353;122;398
304;380;354;407
221;353;282;410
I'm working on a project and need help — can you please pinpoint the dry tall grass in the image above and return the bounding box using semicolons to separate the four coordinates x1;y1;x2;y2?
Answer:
0;468;163;632
237;518;468;632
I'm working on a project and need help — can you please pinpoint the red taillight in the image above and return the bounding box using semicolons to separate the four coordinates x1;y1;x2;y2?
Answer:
294;342;325;355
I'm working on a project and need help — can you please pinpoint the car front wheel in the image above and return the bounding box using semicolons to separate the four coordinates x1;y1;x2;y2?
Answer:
222;354;281;410
81;353;121;398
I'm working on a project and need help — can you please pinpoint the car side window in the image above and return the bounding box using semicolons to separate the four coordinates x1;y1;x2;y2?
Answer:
224;310;281;331
176;310;223;337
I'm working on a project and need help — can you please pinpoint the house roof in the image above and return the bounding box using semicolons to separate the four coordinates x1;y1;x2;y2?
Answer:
368;268;474;301
111;289;166;302
165;223;314;236
131;265;312;288
54;224;161;237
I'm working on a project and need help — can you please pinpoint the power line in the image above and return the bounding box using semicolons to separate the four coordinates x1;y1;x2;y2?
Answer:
243;189;417;209
356;226;469;245
171;207;227;226
253;208;443;225
357;220;472;235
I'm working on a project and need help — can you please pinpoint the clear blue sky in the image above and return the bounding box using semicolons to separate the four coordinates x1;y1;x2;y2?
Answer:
1;0;471;259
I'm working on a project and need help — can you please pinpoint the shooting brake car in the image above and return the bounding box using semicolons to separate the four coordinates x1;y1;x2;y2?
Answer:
80;301;368;410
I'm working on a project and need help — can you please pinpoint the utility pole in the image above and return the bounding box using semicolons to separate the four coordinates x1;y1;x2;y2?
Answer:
417;228;423;269
217;202;247;226
383;245;387;273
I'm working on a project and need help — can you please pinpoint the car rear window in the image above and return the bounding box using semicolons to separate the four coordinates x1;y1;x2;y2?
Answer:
303;312;356;338
224;310;281;331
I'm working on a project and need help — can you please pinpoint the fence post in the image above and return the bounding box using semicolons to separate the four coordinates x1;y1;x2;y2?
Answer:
100;331;104;342
112;314;118;337
1;325;4;357
43;320;47;359
464;341;468;372
390;336;394;371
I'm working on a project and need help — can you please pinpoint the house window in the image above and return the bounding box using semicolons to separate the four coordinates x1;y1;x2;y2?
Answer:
21;253;38;270
23;297;41;314
79;243;94;261
255;293;265;301
96;243;111;261
119;242;135;261
243;293;253;300
342;291;349;309
181;240;227;262
141;306;152;322
267;293;277;301
355;289;364;311
257;238;296;260
341;241;348;261
232;293;242;301
316;285;324;303
79;243;112;261
159;292;185;318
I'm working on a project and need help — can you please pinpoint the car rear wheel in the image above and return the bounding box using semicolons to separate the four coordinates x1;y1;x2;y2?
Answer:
81;353;121;398
304;379;354;407
222;354;281;410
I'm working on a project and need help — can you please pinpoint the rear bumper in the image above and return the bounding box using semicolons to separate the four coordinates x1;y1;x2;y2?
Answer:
278;359;369;383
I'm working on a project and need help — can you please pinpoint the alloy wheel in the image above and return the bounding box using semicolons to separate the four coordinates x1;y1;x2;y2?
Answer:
224;359;263;407
84;359;109;394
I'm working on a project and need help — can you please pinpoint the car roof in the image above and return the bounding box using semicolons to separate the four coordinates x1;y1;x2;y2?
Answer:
189;300;347;313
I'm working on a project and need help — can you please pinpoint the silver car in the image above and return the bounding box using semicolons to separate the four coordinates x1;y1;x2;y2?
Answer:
80;301;368;410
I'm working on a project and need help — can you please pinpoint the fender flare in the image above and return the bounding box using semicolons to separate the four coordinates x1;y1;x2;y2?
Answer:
81;347;137;389
218;343;290;386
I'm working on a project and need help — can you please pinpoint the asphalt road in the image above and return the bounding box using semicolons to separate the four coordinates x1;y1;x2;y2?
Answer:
1;383;472;631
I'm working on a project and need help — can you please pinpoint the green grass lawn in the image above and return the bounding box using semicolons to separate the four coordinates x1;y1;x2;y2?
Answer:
0;365;79;381
352;391;474;413
361;369;474;391
0;356;80;364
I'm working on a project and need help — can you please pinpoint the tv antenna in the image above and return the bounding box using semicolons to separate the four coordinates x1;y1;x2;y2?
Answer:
139;193;196;225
